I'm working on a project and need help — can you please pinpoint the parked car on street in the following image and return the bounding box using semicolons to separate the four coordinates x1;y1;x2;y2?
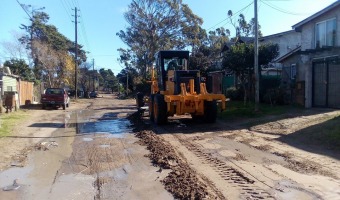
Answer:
41;88;70;110
89;91;98;98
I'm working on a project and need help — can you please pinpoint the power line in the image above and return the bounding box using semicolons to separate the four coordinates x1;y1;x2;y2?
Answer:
243;1;253;16
206;1;254;31
15;0;32;19
60;0;91;61
63;0;74;12
79;10;91;57
260;0;312;15
70;0;77;8
60;0;73;21
70;0;92;60
217;1;254;33
74;0;80;9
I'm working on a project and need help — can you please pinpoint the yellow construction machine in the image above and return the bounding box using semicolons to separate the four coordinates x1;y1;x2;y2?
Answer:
139;50;226;125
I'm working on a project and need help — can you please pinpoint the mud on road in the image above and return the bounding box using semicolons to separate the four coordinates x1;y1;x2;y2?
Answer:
133;108;340;199
0;94;339;200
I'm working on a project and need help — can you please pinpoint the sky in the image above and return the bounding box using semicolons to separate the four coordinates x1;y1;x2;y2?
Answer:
0;0;337;75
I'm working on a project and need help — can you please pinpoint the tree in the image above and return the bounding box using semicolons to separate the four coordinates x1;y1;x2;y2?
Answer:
0;31;31;64
188;26;230;75
117;67;138;94
117;0;203;78
189;45;212;76
98;68;118;93
179;4;205;51
227;10;263;38
222;43;279;104
20;11;87;88
3;58;34;81
78;62;92;92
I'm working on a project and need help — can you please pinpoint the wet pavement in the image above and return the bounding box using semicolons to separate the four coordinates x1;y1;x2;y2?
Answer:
0;106;172;200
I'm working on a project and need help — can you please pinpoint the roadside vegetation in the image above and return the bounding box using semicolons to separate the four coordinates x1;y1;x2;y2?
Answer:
0;111;29;137
219;100;294;119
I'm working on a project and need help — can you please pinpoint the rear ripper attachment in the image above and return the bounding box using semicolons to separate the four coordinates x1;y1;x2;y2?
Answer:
139;50;226;125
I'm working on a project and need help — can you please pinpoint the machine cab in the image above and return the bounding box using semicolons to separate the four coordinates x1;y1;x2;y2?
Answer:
155;50;200;95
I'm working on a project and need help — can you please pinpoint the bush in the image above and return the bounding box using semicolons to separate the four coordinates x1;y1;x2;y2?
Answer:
262;88;286;105
225;87;243;101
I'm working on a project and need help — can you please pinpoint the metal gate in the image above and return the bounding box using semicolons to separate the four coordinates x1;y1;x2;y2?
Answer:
312;58;340;108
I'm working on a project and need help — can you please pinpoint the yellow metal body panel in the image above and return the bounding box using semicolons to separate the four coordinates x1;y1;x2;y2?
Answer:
165;70;175;95
164;80;226;116
150;67;226;116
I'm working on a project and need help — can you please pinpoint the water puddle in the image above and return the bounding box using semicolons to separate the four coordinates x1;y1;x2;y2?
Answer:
74;110;133;138
81;119;131;135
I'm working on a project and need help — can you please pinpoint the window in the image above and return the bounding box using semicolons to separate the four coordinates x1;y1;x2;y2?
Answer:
315;18;336;48
291;64;296;80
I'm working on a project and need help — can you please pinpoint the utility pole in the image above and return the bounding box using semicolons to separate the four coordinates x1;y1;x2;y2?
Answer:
126;70;129;96
92;59;95;91
254;0;260;111
73;7;79;99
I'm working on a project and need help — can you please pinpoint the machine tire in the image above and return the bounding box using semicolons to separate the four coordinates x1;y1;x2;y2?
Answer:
62;104;66;110
191;114;203;122
204;100;217;123
149;94;155;122
136;92;144;108
154;94;167;125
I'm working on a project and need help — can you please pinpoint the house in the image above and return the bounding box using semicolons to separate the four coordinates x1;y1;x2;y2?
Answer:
278;1;340;108
259;30;301;68
0;67;19;111
0;67;35;112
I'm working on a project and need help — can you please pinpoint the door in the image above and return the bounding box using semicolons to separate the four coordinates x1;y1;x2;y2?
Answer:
327;60;340;108
312;62;327;107
312;59;340;108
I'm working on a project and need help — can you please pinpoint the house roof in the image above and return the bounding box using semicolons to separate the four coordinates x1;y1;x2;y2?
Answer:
221;36;254;53
292;1;340;32
259;30;297;41
275;45;301;63
0;72;20;79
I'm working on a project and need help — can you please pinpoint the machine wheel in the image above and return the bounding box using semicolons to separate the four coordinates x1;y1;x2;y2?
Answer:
149;94;155;122
153;94;167;125
136;92;144;108
204;100;217;123
191;114;204;122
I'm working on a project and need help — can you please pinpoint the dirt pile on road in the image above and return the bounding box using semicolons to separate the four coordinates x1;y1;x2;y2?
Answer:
127;108;150;132
136;130;210;199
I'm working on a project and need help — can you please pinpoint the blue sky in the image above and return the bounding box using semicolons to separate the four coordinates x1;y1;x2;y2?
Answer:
0;0;337;75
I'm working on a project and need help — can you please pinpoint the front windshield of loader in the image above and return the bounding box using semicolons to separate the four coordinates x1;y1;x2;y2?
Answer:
164;58;186;71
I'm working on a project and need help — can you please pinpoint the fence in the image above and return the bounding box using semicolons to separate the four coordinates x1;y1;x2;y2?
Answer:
19;81;34;105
